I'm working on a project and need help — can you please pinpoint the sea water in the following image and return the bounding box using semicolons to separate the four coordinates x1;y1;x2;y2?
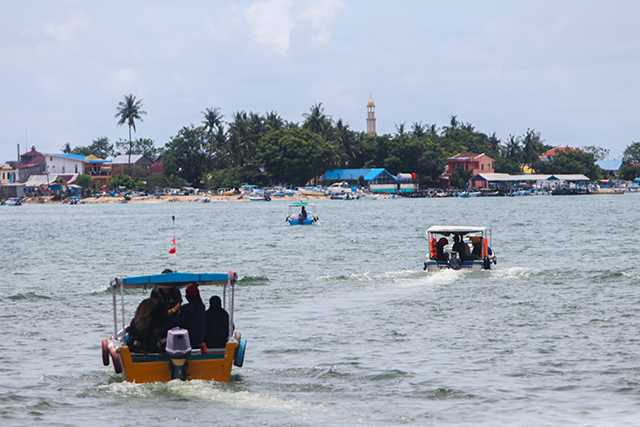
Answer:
1;194;639;426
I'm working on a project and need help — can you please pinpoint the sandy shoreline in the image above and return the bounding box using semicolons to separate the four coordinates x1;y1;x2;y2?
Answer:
19;194;334;204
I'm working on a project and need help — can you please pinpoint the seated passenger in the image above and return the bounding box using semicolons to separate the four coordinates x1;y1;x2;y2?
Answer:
156;284;205;349
452;234;470;261
435;237;449;262
150;281;183;317
204;296;230;349
299;206;307;224
128;298;169;352
471;235;482;260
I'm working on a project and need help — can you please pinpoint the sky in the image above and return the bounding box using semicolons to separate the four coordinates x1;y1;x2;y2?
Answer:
1;0;639;162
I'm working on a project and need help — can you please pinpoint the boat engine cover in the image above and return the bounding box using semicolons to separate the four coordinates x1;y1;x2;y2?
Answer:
166;327;192;359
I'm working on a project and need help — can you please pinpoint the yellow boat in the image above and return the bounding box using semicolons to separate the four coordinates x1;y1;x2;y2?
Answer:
102;271;246;383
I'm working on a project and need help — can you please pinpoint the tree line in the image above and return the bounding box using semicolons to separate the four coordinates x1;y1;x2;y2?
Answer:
65;95;640;191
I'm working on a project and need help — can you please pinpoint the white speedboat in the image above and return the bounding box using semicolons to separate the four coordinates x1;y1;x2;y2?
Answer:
424;225;497;271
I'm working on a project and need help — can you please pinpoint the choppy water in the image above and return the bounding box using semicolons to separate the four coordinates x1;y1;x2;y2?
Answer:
1;194;640;426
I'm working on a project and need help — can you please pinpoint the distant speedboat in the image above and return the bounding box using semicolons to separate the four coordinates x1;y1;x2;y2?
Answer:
424;225;497;271
7;197;22;206
286;201;318;225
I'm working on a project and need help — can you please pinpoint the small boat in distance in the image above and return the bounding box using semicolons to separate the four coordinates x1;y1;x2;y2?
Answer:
6;197;22;206
286;201;318;225
297;186;326;196
102;271;246;383
424;225;497;271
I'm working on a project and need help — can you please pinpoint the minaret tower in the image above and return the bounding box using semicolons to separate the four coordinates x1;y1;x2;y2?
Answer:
366;94;376;136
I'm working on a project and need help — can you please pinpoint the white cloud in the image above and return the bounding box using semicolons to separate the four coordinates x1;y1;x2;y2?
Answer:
42;10;90;45
243;0;295;55
298;0;347;43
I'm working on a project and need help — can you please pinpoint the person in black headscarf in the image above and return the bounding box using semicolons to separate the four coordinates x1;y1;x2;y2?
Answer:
128;298;169;352
299;206;307;224
156;285;206;348
452;234;471;262
435;237;449;261
204;295;230;349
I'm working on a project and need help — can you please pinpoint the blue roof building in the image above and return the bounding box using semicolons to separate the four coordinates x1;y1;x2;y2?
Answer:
320;168;399;192
320;168;397;184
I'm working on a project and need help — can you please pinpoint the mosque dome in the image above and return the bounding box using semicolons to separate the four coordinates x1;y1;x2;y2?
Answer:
367;97;375;107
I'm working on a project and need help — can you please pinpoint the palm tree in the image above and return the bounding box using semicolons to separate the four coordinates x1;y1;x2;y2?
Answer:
332;119;360;167
505;135;522;162
202;107;224;167
228;111;251;165
486;132;501;157
115;94;146;173
411;121;426;138
426;123;439;136
521;128;545;167
395;122;406;136
302;103;333;140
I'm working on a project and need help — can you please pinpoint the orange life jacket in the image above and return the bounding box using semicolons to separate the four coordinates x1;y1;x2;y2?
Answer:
430;237;437;259
481;237;488;258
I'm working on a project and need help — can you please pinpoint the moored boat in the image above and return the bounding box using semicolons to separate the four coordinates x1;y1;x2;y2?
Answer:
424;225;497;271
102;271;246;383
297;186;326;196
6;197;22;206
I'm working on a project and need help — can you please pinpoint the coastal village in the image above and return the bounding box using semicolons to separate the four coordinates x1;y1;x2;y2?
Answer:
1;96;639;204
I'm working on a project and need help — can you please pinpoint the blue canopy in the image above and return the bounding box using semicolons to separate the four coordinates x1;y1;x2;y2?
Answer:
118;271;234;289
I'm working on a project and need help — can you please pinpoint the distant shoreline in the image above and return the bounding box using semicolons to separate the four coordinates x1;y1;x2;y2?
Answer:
18;194;340;204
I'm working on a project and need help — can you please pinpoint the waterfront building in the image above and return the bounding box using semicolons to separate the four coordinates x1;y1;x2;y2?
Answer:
439;153;495;187
320;168;398;192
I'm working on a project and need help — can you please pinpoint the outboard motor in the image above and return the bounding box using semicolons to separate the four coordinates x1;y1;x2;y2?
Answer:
166;327;191;380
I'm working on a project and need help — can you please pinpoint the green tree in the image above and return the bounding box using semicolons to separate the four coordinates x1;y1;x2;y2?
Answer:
62;142;72;153
140;173;186;192
504;135;522;163
533;148;602;180
202;107;224;168
618;164;640;181
255;128;338;186
302;103;333;140
115;94;146;172
332;119;361;168
450;167;472;189
75;173;94;190
582;145;610;161
108;174;140;190
163;125;208;187
87;137;115;159
411;122;426;138
395;122;406;136
521;128;545;167
115;137;157;160
622;142;640;163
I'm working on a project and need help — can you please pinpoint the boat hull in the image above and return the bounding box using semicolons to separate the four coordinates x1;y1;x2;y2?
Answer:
112;341;240;383
425;260;487;271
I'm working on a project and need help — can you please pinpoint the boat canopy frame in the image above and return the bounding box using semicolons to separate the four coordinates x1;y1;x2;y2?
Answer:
109;271;237;343
426;226;492;249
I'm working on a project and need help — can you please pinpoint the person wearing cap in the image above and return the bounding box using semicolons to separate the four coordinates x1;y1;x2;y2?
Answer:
156;284;205;348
